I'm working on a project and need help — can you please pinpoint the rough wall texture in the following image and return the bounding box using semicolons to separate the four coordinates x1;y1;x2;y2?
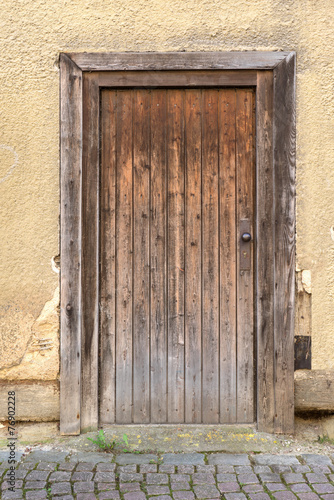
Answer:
0;0;333;379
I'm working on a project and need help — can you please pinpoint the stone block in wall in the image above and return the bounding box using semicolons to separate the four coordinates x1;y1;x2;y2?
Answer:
0;381;59;421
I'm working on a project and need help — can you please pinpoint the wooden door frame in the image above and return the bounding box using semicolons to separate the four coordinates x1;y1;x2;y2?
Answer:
60;51;296;435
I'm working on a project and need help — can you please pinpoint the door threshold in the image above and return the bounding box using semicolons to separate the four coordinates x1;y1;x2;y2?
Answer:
97;423;277;454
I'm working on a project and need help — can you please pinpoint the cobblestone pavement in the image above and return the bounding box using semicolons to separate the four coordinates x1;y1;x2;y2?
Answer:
2;451;334;499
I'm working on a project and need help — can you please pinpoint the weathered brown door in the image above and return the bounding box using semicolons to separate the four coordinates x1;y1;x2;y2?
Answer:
99;88;254;424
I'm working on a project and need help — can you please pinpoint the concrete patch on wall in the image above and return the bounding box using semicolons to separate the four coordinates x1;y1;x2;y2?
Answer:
0;287;59;381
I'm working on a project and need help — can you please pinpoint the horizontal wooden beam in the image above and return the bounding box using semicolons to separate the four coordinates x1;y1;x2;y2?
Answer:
97;70;257;87
67;51;291;72
295;370;334;412
0;382;59;421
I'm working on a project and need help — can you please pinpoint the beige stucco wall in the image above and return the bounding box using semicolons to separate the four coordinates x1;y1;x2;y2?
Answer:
0;0;333;383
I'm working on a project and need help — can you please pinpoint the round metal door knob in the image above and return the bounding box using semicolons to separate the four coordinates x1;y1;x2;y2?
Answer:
242;232;251;242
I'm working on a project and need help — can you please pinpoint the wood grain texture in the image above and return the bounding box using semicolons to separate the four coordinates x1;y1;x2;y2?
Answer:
115;90;133;423
202;90;220;423
100;90;117;424
68;51;290;72
167;90;185;423
256;71;275;433
60;54;82;435
236;89;254;423
219;89;237;423
273;53;296;434
81;73;100;432
97;70;257;88
150;90;168;423
185;90;202;423
133;90;151;423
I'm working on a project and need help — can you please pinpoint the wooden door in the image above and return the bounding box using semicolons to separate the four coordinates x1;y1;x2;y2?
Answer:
99;88;255;425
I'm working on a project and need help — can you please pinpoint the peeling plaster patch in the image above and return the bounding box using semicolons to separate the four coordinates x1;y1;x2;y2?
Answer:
51;254;60;274
0;145;18;184
296;271;312;338
330;226;334;241
0;305;34;369
301;270;312;294
0;287;59;381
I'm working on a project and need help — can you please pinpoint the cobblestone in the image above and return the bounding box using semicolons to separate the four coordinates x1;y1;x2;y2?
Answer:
177;465;195;474
116;454;157;465
290;483;313;493
25;491;48;499
49;470;72;482
146;484;170;495
170;480;191;490
2;450;334;499
146;472;168;483
193;484;221;497
243;484;265;493
25;480;47;489
72;471;94;481
73;481;95;493
258;472;281;483
76;462;96;472
237;472;259;484
172;492;195;500
36;461;57;470
266;482;288;491
252;455;299;466
272;464;293;473
51;481;73;495
94;471;115;482
96;463;116;471
117;464;137;473
97;482;116;490
302;454;333;465
26;470;49;481
283;472;306;483
98;492;120;500
208;453;250;465
218;481;241;492
248;494;271;500
312;482;334;494
305;472;329;483
192;472;215;483
163;453;205;465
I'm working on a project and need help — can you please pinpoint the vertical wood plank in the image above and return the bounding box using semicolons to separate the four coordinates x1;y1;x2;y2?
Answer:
100;90;117;424
133;90;150;423
256;71;275;432
60;54;82;435
150;90;168;423
219;89;237;423
273;54;296;433
167;90;185;423
236;89;254;423
115;90;133;423
202;90;219;423
81;73;99;431
184;90;202;423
